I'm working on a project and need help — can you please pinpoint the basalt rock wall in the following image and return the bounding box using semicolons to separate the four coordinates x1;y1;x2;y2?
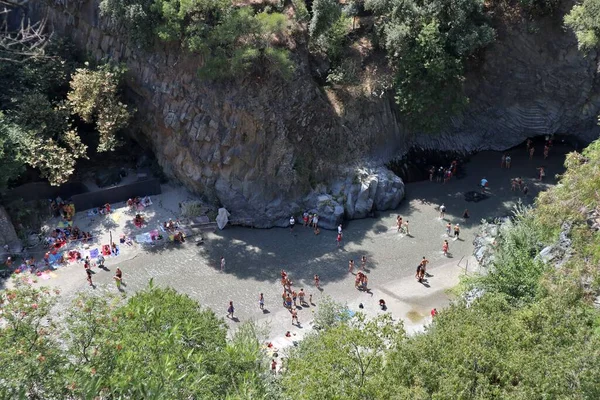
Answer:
41;1;599;227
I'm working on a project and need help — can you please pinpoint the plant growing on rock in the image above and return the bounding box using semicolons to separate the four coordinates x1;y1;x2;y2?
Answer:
365;0;495;131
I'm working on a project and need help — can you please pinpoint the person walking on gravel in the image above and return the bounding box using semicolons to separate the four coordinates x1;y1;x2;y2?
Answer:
227;301;235;319
446;222;452;237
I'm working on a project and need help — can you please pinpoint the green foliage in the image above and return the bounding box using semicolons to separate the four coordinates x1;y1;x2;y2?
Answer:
565;0;600;51
0;284;272;398
384;293;600;399
68;63;133;152
100;0;294;80
292;0;310;23
310;0;342;38
519;0;561;17
0;44;132;186
0;285;67;399
366;0;495;131
469;207;546;303
283;312;404;399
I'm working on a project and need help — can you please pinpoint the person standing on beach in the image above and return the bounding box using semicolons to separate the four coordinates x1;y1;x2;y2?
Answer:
338;224;343;235
336;232;342;247
420;256;430;276
404;220;410;235
397;216;403;232
314;274;320;289
446;222;452;237
529;146;535;160
454;224;461;240
312;214;319;230
361;255;367;271
259;293;264;310
291;308;299;326
505;154;512;169
86;267;93;287
348;259;354;274
439;204;446;219
220;256;225;272
289;215;296;233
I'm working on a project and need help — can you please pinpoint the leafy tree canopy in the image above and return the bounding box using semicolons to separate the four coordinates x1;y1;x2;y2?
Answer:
365;0;495;131
99;0;294;80
0;283;272;398
565;0;600;51
0;43;132;186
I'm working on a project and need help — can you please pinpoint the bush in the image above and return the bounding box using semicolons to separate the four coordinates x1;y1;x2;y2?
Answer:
365;0;495;131
100;0;294;80
565;0;600;51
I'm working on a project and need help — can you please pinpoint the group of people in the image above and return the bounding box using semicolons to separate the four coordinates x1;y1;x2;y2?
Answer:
355;271;369;291
279;270;312;326
50;198;76;221
47;226;93;249
396;216;410;234
84;257;123;290
126;196;152;210
428;160;460;184
510;177;529;194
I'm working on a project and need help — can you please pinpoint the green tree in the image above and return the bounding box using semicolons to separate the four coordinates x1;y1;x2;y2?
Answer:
100;0;294;80
68;63;133;152
283;310;404;399
61;284;270;398
0;285;67;399
365;0;495;131
565;0;600;51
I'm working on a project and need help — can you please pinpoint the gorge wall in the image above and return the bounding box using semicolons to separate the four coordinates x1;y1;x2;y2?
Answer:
40;0;600;227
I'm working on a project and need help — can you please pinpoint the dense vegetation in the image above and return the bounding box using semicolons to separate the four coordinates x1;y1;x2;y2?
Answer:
565;0;600;50
99;0;294;79
0;283;273;398
0;43;132;187
365;0;495;131
2;139;600;398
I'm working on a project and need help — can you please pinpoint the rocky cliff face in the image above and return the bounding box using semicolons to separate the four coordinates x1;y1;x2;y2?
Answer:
40;1;599;227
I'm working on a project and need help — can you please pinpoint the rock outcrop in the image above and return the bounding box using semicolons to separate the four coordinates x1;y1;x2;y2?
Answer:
38;0;600;227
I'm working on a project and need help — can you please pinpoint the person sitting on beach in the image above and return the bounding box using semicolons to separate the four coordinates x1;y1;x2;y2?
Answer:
134;214;145;228
127;198;134;209
141;196;152;207
111;242;119;256
174;230;185;243
166;219;176;232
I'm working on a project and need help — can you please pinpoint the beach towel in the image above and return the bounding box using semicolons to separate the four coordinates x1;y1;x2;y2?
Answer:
40;272;51;280
87;209;99;217
48;252;63;265
135;233;153;244
89;248;99;258
111;212;122;223
58;220;73;228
